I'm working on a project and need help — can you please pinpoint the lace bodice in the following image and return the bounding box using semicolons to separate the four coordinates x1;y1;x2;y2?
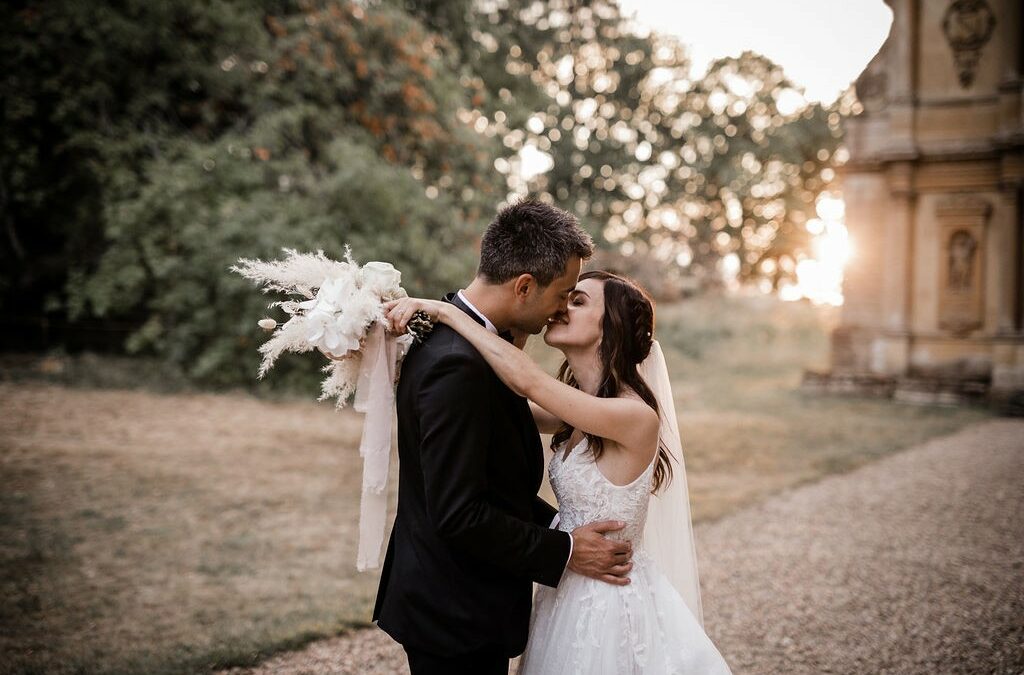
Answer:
549;438;656;546
521;438;733;675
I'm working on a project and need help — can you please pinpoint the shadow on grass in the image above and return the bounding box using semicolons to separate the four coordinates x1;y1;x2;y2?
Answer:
0;622;366;675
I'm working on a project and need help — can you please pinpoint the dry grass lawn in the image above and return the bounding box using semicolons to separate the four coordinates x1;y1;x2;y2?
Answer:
0;296;990;674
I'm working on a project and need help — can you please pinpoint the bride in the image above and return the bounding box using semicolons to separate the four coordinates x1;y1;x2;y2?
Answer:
386;270;732;674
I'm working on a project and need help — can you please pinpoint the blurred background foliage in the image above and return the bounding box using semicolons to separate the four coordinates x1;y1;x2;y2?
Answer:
0;0;849;388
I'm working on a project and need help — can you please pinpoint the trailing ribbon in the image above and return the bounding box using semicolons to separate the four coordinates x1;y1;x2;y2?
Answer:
353;322;412;571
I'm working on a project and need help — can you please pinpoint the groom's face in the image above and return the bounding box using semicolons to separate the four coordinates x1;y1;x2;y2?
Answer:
513;256;582;335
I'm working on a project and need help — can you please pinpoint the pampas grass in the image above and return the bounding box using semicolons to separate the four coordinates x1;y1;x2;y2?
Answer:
319;356;361;407
232;247;358;299
255;312;317;378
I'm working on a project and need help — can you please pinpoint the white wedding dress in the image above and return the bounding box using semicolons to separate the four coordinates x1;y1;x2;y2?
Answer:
517;437;733;675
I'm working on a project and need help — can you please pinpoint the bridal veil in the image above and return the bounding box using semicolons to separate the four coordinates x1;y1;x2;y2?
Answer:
639;340;705;629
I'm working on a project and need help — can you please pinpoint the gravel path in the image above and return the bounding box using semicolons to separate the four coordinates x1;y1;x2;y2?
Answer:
222;419;1024;674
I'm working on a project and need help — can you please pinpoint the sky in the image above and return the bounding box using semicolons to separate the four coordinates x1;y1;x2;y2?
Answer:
617;0;894;104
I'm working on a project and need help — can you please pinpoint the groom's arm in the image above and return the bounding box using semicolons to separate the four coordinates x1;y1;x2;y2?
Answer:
531;496;558;527
533;497;576;578
417;351;571;588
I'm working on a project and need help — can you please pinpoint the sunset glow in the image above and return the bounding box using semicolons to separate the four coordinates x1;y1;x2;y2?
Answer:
780;194;852;306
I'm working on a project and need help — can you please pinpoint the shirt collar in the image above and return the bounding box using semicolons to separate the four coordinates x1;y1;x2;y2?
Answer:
457;289;499;335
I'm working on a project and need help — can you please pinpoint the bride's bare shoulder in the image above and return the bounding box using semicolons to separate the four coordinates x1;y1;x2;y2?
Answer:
617;387;656;414
613;388;660;444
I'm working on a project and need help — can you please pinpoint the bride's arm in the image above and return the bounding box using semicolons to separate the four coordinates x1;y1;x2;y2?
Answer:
386;298;659;451
512;328;563;433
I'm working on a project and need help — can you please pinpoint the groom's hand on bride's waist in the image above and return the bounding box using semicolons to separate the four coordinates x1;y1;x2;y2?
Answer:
568;521;633;586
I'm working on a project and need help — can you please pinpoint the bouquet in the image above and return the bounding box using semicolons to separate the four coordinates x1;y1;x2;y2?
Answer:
231;247;420;407
231;247;430;570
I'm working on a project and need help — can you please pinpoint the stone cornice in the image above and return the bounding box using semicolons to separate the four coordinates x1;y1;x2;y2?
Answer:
838;154;1018;193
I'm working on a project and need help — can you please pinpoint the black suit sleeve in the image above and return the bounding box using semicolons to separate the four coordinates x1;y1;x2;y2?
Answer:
532;496;558;528
417;351;571;588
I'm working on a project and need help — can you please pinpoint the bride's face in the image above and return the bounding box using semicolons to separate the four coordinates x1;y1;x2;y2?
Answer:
543;277;604;351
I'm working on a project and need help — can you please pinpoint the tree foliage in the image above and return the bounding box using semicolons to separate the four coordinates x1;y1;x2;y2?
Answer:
0;0;847;388
399;1;844;291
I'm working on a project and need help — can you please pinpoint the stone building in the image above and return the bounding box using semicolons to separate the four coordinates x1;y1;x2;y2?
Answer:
809;0;1022;404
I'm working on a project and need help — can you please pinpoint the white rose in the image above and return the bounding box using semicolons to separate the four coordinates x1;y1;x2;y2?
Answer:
360;261;402;296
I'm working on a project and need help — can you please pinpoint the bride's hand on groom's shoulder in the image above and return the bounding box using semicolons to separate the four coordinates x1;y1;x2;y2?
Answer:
568;520;634;586
383;297;447;334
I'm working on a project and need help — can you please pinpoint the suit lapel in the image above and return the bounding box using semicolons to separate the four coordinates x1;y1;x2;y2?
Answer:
445;290;544;486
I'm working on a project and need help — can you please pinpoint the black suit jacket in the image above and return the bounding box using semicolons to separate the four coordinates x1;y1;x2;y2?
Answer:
372;292;571;658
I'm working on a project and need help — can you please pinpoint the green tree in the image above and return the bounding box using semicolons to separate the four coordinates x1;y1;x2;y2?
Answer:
400;1;844;291
1;0;847;388
3;0;503;386
1;0;272;333
628;50;844;288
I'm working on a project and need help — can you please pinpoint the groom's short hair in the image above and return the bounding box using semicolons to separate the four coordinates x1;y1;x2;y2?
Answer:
477;199;594;286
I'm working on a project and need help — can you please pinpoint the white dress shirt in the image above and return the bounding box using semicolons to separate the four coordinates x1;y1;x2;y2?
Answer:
456;289;574;573
457;289;498;334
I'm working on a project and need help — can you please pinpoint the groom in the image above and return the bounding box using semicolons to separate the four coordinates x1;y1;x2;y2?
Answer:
373;200;634;674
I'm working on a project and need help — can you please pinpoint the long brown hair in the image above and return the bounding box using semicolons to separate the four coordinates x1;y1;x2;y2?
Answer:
551;270;673;493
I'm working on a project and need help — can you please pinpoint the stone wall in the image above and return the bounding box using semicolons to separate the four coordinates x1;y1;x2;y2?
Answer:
817;0;1023;403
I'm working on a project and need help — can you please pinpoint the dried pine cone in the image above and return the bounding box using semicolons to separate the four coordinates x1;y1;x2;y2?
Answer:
407;310;435;344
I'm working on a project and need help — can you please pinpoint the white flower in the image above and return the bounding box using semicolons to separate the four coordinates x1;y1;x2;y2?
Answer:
258;318;278;331
360;261;402;297
297;276;357;313
296;277;362;354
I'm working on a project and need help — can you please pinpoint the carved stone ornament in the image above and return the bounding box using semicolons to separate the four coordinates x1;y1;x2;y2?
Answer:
854;66;889;114
942;0;997;88
936;196;992;335
854;37;890;113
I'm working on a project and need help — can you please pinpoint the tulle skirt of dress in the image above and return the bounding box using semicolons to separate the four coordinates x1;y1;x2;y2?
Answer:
516;551;733;675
